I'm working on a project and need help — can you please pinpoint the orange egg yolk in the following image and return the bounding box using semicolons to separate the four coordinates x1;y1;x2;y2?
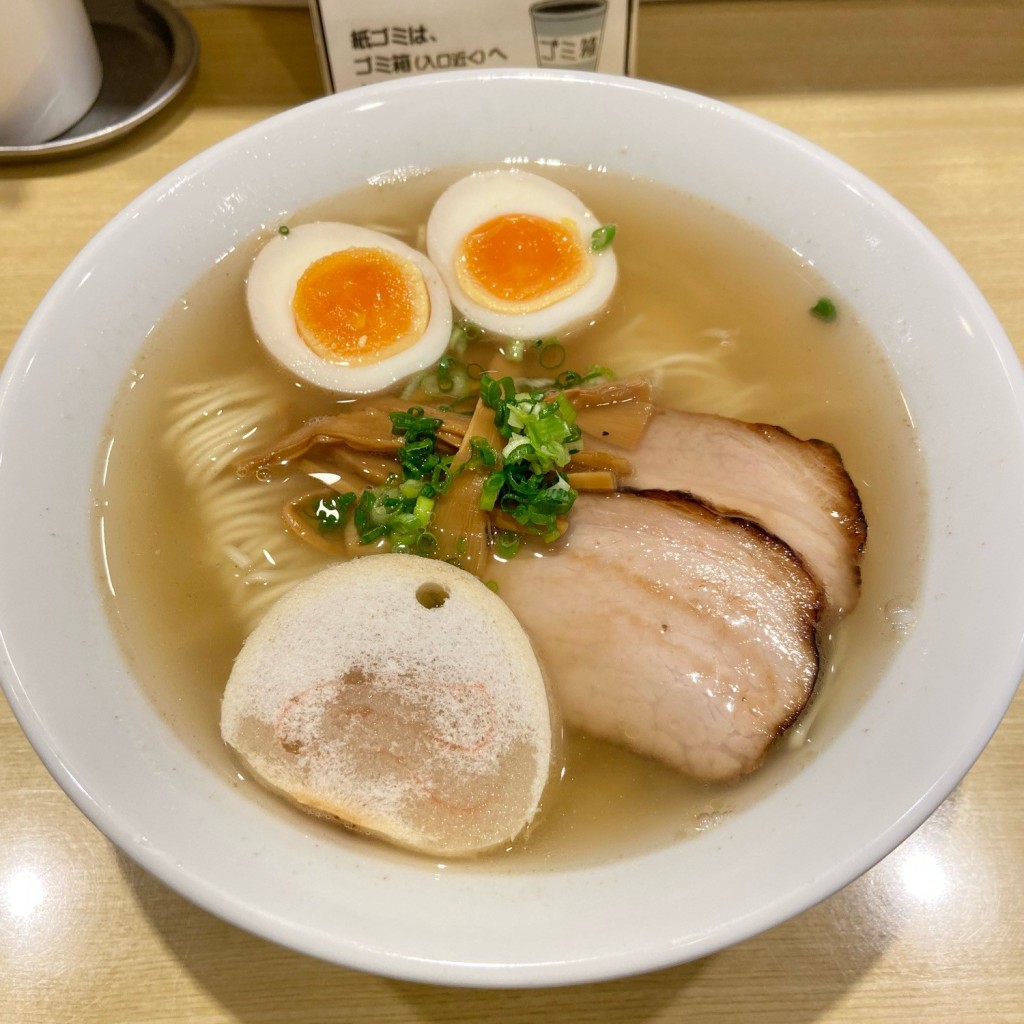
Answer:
458;214;587;309
291;247;428;363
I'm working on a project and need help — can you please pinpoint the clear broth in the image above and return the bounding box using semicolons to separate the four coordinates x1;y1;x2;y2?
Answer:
95;164;926;870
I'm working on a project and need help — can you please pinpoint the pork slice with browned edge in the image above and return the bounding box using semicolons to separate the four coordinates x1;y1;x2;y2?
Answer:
594;408;866;614
492;491;823;783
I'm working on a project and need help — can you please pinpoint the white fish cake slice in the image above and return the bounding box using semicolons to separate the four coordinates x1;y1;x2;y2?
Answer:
221;554;554;857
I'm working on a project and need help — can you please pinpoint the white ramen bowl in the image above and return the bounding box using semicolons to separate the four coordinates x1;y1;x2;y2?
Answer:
2;70;1023;987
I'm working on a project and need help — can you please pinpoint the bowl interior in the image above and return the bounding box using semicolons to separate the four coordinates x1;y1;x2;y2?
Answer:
1;70;1023;986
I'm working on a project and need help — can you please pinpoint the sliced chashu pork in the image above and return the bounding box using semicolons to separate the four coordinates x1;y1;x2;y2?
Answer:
492;492;822;783
594;408;866;614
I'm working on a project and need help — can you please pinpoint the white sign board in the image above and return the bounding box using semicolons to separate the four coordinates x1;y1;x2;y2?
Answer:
310;0;639;92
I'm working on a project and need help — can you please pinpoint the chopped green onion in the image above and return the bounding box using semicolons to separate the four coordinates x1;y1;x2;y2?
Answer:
415;531;439;556
590;224;616;251
278;225;290;236
538;341;566;370
479;374;499;409
430;459;455;493
495;530;522;560
553;365;614;390
501;390;580;474
354;490;388;543
490;458;577;539
506;338;528;362
810;297;838;322
468;436;499;469
398;477;426;500
343;406;457;551
479;470;505;511
404;360;471;401
449;319;483;355
389;407;447;481
435;356;456;392
479;374;516;415
476;372;581;535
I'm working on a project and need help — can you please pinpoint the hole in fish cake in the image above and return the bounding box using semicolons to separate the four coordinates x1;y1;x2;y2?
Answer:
416;582;449;609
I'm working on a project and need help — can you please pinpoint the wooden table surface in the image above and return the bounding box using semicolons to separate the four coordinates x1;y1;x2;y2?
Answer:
2;2;1023;1020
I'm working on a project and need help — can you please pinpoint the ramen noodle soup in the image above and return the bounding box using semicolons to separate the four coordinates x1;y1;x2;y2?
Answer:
95;164;925;867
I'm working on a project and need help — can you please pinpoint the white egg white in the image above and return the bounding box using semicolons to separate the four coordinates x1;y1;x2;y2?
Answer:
246;222;452;395
426;169;618;341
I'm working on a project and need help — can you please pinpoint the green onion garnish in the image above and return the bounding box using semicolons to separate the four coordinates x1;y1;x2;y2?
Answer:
476;373;580;538
810;297;838;322
341;409;456;552
554;365;613;390
495;530;522;560
506;338;527;362
354;490;389;543
415;531;439;556
436;356;457;392
538;340;566;370
479;470;505;512
468;436;499;469
449;319;483;355
389;407;446;482
590;224;616;251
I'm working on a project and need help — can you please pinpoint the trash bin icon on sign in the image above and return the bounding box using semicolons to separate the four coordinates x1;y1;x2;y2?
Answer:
530;1;608;71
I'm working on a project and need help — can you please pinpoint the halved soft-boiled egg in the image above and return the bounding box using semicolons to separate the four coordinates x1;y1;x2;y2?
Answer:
246;222;452;394
426;169;618;341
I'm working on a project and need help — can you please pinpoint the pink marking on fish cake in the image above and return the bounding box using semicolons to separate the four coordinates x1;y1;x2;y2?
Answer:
273;679;370;754
431;681;496;754
272;676;499;812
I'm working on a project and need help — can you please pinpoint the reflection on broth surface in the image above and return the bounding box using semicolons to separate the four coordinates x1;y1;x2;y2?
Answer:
95;164;925;868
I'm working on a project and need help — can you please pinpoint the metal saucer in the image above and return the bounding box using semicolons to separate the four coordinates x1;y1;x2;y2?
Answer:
0;0;199;163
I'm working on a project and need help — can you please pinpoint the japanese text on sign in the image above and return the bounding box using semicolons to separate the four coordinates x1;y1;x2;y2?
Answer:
311;0;637;92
